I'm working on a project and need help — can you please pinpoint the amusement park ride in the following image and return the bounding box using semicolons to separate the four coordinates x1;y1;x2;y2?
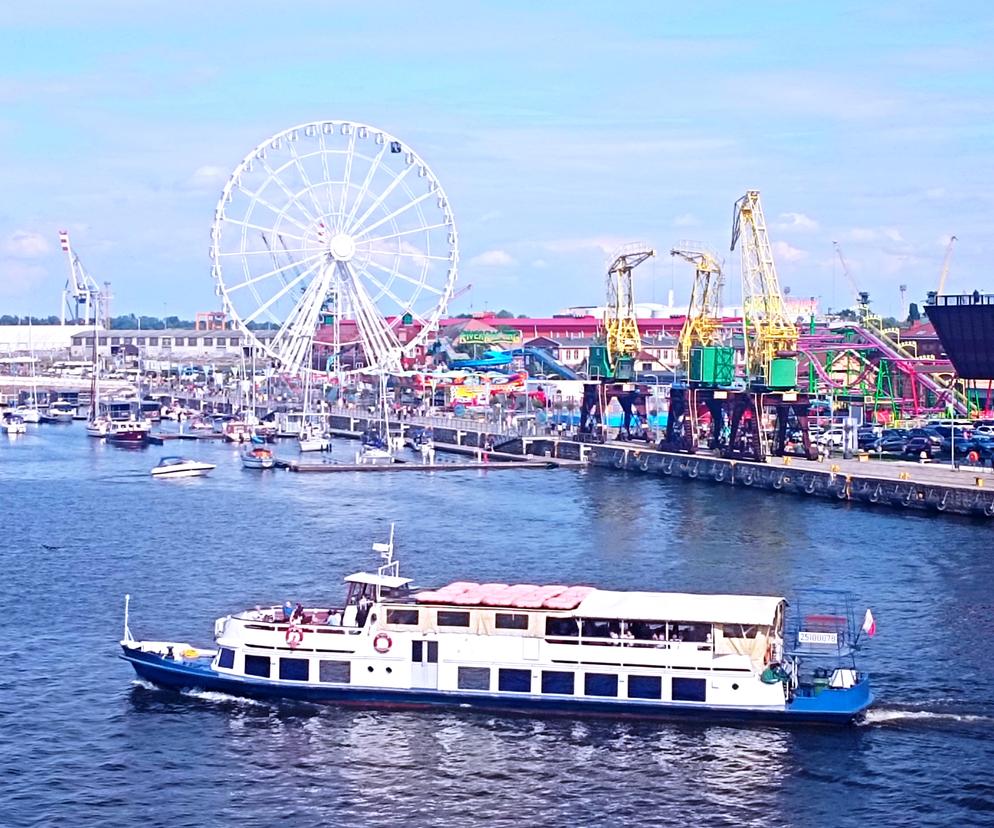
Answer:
578;244;656;441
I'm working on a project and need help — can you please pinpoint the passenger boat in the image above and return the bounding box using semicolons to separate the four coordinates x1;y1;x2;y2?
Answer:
241;445;275;469
150;456;216;478
119;531;874;725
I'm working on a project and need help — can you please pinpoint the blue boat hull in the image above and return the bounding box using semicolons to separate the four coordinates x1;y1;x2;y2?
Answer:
122;648;872;726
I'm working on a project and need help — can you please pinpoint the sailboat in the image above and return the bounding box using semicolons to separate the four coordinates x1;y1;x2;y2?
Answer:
16;319;41;423
357;374;396;465
298;349;330;452
86;319;110;437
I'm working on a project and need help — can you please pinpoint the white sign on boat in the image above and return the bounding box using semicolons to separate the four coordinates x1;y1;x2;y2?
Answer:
798;630;839;645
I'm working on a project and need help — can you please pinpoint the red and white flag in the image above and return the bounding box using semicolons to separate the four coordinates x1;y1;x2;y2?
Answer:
862;608;877;637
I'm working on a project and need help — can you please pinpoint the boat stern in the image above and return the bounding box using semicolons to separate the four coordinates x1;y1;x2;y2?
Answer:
787;673;873;723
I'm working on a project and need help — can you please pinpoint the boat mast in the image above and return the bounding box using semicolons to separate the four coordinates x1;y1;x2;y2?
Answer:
89;294;101;422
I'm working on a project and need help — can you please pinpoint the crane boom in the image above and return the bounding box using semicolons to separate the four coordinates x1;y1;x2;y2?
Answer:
936;235;958;294
730;190;798;389
670;245;724;368
604;243;655;368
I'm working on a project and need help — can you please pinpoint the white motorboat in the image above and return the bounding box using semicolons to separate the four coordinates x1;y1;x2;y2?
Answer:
357;444;394;465
241;445;276;470
150;456;216;478
16;406;40;424
1;412;27;434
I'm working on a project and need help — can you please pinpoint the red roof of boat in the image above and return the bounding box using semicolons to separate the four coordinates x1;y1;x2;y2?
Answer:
415;582;595;610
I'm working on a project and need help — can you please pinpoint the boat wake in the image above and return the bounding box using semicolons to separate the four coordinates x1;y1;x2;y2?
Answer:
860;707;992;727
181;688;269;707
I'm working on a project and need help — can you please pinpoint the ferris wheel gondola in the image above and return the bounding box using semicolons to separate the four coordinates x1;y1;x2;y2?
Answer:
210;121;459;376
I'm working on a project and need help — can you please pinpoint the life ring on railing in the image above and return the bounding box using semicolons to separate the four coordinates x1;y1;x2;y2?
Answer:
285;625;304;649
373;632;392;654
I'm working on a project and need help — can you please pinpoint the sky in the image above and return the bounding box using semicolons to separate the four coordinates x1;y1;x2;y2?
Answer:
1;1;993;321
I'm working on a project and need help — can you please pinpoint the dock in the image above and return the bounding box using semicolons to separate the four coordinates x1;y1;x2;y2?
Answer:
275;458;563;473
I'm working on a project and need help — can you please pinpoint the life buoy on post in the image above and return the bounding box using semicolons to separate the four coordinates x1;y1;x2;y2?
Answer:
285;625;304;649
373;632;392;654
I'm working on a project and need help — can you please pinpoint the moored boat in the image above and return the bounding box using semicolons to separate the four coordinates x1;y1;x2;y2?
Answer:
240;445;275;469
120;531;875;725
106;418;152;446
1;412;27;434
40;400;76;424
298;425;330;452
150;456;216;478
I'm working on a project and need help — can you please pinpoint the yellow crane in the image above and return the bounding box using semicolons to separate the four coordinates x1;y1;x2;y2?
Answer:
603;243;655;376
670;245;726;381
730;190;798;389
936;235;958;294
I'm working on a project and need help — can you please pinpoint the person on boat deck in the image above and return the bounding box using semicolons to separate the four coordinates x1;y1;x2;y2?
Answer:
327;610;342;626
357;595;373;626
282;600;293;621
292;603;304;622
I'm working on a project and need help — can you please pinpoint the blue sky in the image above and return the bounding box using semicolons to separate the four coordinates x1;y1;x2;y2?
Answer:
1;1;992;320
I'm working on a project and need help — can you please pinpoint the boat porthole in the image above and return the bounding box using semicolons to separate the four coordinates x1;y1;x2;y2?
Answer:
386;667;393;674
732;683;739;690
367;666;374;673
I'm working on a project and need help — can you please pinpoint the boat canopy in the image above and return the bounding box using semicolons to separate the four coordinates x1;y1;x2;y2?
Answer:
575;591;785;626
346;572;412;589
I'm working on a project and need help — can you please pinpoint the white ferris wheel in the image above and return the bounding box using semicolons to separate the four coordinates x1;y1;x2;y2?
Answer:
210;120;459;376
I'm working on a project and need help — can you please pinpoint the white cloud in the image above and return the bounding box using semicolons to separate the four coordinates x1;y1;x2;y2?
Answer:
543;236;634;256
772;240;807;262
0;260;47;296
183;165;228;191
468;249;517;267
775;212;819;232
3;230;50;259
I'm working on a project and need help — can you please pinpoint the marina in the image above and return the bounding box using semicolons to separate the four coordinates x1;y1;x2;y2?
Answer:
4;4;994;825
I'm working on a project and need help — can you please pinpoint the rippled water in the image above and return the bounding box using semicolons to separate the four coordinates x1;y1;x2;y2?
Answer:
2;424;993;827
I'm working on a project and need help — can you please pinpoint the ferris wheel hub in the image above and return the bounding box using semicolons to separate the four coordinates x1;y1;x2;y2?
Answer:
329;233;356;262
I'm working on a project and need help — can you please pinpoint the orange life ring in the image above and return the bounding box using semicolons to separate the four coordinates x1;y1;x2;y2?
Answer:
373;632;392;653
285;625;304;648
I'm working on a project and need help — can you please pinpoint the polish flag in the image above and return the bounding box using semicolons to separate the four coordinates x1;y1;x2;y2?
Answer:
862;609;877;637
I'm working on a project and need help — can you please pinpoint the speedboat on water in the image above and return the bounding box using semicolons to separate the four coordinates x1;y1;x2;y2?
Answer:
150;456;216;478
1;412;27;434
241;445;275;469
119;530;875;725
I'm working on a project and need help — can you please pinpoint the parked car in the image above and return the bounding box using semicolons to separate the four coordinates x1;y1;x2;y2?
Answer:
903;435;938;458
875;429;909;453
906;427;944;449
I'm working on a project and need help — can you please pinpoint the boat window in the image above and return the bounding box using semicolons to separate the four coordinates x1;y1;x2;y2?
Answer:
670;623;712;643
545;617;579;637
319;660;351;683
457;667;490;691
541;670;574;695
584;673;619;697
496;613;529;630
672;677;706;702
628;675;662;700
279;658;310;682
217;648;235;669
436;610;471;627
581;619;614;639
244;654;270;678
386;609;419;625
497;668;532;693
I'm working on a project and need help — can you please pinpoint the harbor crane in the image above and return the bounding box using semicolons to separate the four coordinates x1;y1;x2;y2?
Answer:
936;235;958;294
603;243;655;377
579;243;656;442
670;245;725;377
832;241;869;316
58;230;103;326
730;190;798;390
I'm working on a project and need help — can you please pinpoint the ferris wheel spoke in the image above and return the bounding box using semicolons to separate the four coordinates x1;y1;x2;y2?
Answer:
351;189;434;241
217;245;325;257
285;140;328;223
363;222;451;245
365;257;439;295
346;160;416;236
361;260;428;324
236;186;312;235
255;156;320;227
225;251;326;294
367;247;452;264
272;264;334;371
223;218;309;244
242;256;325;325
342;261;402;370
343;142;388;231
338;130;357;225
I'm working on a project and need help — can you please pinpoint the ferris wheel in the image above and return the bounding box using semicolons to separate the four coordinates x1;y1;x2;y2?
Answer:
210;120;459;376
